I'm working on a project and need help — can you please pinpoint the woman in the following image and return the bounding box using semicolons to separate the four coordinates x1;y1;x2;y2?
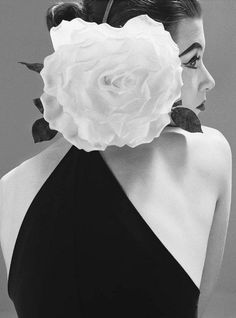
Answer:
0;0;232;317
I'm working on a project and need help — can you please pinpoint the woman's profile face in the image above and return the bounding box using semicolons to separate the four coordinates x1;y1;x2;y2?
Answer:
173;18;215;115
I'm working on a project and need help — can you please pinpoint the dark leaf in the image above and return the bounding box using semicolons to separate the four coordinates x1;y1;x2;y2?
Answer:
18;61;44;73
32;118;58;143
170;107;203;133
33;98;44;114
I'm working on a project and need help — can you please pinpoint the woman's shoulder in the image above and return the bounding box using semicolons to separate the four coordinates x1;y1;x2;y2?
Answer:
0;137;72;234
0;124;230;185
165;124;230;151
164;124;231;189
194;125;231;170
0;124;230;201
192;125;232;204
0;137;72;185
0;137;72;218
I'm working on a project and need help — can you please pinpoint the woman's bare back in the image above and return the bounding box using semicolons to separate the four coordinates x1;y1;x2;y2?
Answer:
0;125;221;289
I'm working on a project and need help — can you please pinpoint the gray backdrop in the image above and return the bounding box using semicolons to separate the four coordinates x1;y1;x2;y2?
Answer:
0;1;235;317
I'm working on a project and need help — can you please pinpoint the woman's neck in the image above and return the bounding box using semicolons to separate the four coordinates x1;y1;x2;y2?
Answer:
99;125;182;168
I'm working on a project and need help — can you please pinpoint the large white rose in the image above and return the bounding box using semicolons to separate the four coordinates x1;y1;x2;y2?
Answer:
40;14;183;152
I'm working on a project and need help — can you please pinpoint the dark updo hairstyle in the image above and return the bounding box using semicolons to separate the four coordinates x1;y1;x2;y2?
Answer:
46;0;202;41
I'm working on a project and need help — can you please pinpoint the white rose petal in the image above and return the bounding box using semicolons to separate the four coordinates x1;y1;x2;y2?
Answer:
40;14;183;151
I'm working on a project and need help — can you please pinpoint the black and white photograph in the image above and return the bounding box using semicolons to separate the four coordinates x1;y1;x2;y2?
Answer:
0;1;235;317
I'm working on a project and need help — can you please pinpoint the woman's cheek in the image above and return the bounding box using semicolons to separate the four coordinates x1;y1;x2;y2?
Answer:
181;67;199;91
179;68;188;95
178;69;194;103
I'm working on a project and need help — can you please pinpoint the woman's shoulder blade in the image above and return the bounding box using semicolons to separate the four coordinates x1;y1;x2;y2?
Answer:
166;124;228;196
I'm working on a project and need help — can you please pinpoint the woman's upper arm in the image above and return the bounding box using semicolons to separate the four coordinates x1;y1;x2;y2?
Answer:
0;178;5;251
0;178;3;226
198;130;232;317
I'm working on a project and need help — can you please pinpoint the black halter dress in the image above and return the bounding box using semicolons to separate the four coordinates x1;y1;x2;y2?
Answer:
7;144;200;318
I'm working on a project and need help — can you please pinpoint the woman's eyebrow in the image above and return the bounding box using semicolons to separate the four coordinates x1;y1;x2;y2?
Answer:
179;42;203;57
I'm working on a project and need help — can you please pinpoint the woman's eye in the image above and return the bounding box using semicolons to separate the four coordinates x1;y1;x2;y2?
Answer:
183;55;201;69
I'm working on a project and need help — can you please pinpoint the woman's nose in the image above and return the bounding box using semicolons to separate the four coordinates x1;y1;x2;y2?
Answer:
200;64;216;92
